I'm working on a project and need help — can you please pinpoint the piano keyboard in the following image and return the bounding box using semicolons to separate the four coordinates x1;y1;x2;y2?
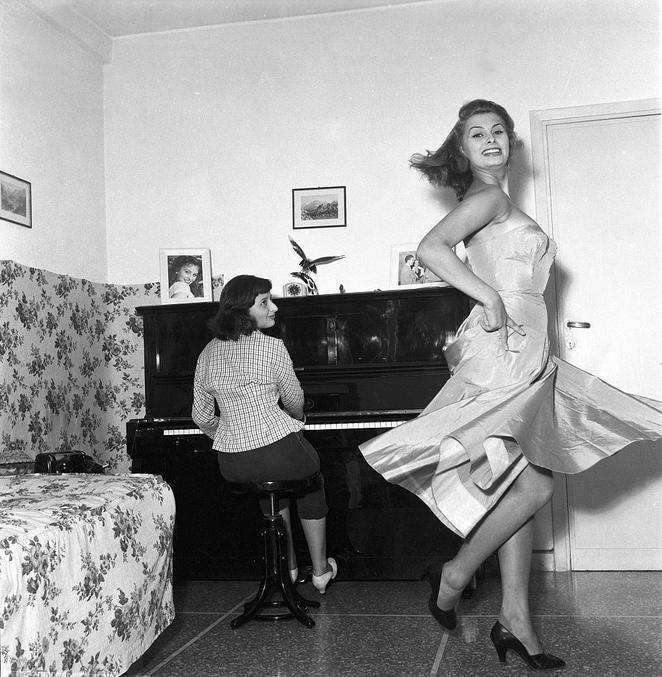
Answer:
305;420;406;430
162;419;407;436
163;428;201;436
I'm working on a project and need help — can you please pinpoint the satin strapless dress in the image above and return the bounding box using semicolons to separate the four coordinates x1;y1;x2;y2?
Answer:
359;223;662;537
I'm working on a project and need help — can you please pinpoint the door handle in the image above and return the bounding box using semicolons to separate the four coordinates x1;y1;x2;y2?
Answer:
566;321;591;329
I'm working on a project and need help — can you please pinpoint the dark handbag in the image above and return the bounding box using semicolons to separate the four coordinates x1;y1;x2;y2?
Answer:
34;450;105;474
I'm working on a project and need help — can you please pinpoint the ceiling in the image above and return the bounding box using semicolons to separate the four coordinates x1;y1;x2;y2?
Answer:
51;0;429;38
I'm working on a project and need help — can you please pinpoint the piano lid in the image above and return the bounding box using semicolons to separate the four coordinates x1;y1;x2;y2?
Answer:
263;286;467;368
135;286;471;418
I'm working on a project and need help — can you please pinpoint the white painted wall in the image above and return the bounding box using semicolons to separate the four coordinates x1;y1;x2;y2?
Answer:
0;1;107;280
103;0;659;290
0;0;658;288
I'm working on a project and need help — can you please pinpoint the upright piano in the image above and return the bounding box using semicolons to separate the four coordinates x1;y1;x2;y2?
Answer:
127;286;471;580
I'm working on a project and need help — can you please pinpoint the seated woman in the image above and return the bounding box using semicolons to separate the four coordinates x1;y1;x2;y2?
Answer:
192;274;337;593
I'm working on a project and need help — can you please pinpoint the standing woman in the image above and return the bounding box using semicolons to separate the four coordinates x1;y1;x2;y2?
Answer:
192;275;337;593
359;99;662;669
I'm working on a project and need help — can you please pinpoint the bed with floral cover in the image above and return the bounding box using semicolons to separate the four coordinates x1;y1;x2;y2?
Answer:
0;472;175;676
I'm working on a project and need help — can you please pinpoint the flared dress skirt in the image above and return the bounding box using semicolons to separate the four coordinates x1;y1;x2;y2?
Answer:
359;224;662;537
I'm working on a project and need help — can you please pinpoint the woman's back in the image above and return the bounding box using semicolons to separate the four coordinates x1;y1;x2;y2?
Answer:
194;332;304;452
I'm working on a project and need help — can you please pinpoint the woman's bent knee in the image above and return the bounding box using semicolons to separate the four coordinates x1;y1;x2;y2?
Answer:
297;485;328;520
518;464;554;509
531;465;554;507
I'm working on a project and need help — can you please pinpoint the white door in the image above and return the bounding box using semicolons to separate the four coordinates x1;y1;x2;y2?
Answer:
531;100;662;570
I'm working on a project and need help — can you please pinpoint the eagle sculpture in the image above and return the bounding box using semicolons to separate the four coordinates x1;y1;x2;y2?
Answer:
288;235;345;295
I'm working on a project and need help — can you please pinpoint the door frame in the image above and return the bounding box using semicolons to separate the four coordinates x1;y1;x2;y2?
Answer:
529;98;661;571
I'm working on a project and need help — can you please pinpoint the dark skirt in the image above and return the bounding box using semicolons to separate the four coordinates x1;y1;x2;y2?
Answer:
218;432;327;519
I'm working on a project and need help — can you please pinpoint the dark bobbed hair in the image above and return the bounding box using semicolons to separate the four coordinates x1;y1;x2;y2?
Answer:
207;274;272;341
169;255;201;284
409;99;523;201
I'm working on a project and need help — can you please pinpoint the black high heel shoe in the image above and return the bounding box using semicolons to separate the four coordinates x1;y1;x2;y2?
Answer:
422;564;457;631
490;621;565;670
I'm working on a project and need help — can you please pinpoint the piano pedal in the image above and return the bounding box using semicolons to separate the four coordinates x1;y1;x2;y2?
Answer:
329;542;362;566
297;564;313;583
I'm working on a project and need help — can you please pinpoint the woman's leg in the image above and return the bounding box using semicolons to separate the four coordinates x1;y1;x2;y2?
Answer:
497;517;542;653
278;504;298;572
291;434;332;577
218;434;331;576
300;516;330;576
436;463;553;629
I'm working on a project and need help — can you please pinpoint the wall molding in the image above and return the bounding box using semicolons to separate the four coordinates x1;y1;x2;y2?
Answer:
20;0;113;64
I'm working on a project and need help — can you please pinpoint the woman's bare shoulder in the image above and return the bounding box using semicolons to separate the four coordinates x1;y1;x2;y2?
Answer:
463;182;509;206
458;183;510;225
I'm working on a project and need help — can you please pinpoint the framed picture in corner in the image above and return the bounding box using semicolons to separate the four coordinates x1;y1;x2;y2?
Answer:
0;171;32;228
159;248;212;304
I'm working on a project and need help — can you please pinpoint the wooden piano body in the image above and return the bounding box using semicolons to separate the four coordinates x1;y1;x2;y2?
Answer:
127;286;471;580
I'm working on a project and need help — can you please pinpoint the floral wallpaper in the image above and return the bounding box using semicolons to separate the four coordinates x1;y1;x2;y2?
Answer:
0;260;160;474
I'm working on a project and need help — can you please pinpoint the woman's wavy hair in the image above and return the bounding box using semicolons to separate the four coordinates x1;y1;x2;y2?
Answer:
169;256;200;284
409;99;522;201
207;274;272;341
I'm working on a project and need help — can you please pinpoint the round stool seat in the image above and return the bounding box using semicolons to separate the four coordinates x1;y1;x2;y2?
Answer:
227;471;321;497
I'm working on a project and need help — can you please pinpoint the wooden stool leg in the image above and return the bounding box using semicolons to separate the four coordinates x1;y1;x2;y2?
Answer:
230;523;275;629
274;526;319;610
230;514;315;629
272;519;315;627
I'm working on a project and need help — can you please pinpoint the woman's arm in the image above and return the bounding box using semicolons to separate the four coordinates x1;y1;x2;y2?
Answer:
272;341;305;421
417;186;523;335
169;281;192;299
191;354;219;438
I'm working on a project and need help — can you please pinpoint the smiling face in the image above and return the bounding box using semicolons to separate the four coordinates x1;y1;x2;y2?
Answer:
248;292;278;329
176;263;199;285
460;112;510;172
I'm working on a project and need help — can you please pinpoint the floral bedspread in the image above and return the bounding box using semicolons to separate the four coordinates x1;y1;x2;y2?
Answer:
0;473;175;677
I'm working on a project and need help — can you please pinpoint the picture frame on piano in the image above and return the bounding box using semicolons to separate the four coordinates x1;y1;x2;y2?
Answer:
159;248;213;304
390;242;454;289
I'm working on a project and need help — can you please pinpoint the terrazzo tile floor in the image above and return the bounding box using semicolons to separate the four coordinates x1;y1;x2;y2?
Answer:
124;570;661;676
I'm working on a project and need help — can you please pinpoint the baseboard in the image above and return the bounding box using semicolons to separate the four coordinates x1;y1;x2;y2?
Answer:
532;551;555;571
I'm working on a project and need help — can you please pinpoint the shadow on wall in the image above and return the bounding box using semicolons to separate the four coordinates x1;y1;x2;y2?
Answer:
0;260;160;473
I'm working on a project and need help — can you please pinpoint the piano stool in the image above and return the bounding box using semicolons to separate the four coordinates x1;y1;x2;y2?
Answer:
225;471;323;629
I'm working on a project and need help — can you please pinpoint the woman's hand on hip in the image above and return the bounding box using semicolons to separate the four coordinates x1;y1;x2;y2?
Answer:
479;295;525;336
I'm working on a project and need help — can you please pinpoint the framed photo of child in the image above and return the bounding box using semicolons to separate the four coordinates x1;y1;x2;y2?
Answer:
159;248;213;304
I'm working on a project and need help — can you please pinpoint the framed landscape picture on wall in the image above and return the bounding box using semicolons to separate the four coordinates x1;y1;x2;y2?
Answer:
0;171;32;228
159;248;212;304
292;186;346;230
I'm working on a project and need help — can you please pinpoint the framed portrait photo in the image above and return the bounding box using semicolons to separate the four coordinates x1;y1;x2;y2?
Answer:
389;243;450;289
0;171;32;228
159;248;212;304
292;186;346;230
